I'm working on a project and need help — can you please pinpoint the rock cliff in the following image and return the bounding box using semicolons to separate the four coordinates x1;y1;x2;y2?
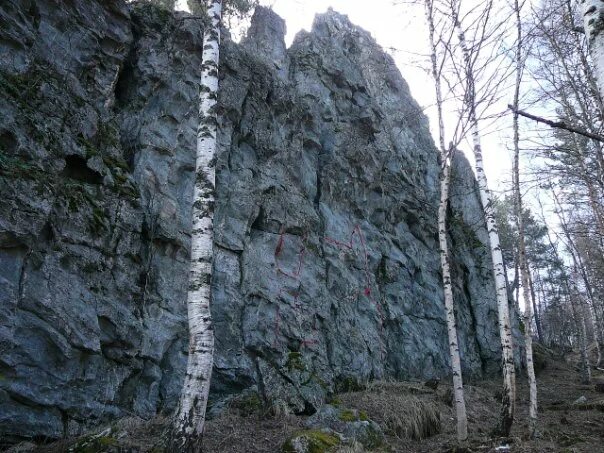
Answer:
0;0;501;442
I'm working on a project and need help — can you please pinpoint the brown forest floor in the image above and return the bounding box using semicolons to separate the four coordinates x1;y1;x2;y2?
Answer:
6;346;604;453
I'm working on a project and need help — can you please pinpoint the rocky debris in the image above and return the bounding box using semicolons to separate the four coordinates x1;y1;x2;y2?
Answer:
573;396;588;405
0;0;503;443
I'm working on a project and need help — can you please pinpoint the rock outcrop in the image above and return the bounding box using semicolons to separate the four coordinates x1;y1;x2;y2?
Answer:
0;0;501;443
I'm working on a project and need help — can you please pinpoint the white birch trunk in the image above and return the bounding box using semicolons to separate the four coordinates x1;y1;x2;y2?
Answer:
452;15;516;436
171;1;222;450
438;156;469;442
553;145;604;368
424;0;468;441
517;242;538;437
582;0;604;101
511;0;537;437
579;312;592;383
586;298;603;366
470;123;516;435
570;288;592;384
528;269;544;343
513;164;538;438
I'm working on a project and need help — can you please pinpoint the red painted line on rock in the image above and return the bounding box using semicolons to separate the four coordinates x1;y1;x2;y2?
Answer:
271;225;386;360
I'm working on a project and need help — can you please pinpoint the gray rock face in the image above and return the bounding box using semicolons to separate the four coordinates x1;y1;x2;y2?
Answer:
0;0;501;443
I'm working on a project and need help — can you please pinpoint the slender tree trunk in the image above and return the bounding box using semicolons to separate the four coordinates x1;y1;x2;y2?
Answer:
569;285;592;384
504;260;515;307
536;272;550;343
438;148;469;442
587;297;603;366
451;9;515;436
424;0;468;441
558;94;604;251
575;255;603;367
589;293;604;367
516;229;538;437
511;0;537;437
581;0;604;102
553;186;604;367
472;110;516;438
528;269;544;343
171;1;222;450
513;261;521;313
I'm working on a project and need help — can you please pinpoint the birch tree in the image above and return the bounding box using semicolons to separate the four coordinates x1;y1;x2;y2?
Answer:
524;0;604;365
581;0;604;100
546;193;593;383
424;0;468;441
447;0;516;436
511;0;537;438
568;279;592;383
171;0;223;450
494;197;549;343
552;187;604;366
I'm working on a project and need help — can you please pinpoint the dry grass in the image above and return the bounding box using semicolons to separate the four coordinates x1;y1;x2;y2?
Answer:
339;381;443;441
203;412;305;453
333;440;365;452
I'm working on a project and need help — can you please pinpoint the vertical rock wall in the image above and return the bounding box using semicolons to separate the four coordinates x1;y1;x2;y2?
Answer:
0;1;501;442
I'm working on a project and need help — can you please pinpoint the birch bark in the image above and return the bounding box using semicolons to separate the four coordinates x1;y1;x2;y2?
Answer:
511;0;537;438
569;283;592;384
424;0;468;441
528;269;544;343
582;0;604;101
554;183;604;368
171;1;222;450
450;5;516;436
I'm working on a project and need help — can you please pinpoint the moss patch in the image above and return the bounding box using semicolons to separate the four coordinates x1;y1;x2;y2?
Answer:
338;408;357;422
286;351;305;372
327;396;341;407
230;392;264;416
282;429;340;453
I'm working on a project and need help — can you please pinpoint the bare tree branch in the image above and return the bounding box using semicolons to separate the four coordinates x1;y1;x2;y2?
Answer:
508;104;604;142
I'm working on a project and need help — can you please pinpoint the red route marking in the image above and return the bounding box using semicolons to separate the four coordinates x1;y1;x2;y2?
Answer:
273;232;311;347
271;225;386;359
274;227;285;258
324;224;386;359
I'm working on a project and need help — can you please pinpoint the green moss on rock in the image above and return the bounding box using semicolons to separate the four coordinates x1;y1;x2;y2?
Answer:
230;391;264;416
327;396;342;407
286;351;305;371
282;429;340;453
338;409;357;422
